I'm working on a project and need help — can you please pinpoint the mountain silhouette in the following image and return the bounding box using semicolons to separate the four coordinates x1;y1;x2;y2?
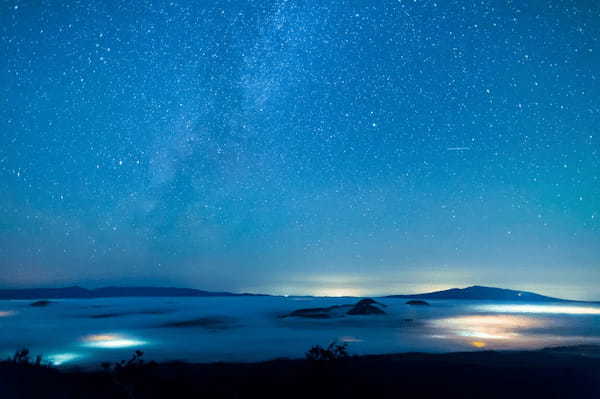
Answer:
0;285;591;302
385;285;568;302
0;286;267;300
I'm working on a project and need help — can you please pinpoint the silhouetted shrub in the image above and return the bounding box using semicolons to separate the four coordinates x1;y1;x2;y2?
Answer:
101;350;158;398
101;350;155;374
12;348;30;364
8;348;47;367
306;342;349;361
115;350;146;371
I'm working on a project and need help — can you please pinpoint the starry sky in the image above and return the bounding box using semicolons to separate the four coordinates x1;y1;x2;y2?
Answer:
1;0;599;300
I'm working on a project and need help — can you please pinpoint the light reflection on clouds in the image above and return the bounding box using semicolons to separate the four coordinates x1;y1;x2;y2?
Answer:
81;333;147;349
339;336;363;343
474;304;600;315
0;311;16;317
47;352;83;366
429;315;550;343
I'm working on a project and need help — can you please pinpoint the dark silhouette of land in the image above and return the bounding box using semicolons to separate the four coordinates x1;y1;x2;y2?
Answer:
385;285;576;302
0;286;268;300
2;284;595;302
158;316;236;329
30;300;53;307
283;298;387;318
86;310;171;319
1;346;599;399
406;299;431;306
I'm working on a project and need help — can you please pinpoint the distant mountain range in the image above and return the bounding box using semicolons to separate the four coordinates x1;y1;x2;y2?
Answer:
0;285;591;302
0;286;267;300
385;285;571;302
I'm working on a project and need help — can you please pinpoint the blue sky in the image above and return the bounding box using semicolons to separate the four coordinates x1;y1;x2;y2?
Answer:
1;0;599;299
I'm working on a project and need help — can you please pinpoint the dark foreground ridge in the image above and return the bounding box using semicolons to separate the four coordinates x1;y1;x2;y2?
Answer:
1;346;599;399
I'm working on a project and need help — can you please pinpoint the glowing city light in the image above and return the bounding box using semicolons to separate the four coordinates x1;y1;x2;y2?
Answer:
430;315;548;341
458;330;509;340
82;333;147;349
0;311;15;317
474;304;600;315
339;336;364;343
47;352;83;366
84;334;120;342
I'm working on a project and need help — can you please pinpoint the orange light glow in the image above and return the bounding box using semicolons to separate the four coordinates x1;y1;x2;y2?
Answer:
339;336;363;343
82;333;147;348
471;341;487;348
0;311;15;317
83;334;120;342
430;315;549;341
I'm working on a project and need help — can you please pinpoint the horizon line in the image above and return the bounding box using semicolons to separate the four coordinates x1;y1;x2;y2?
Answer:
0;284;597;303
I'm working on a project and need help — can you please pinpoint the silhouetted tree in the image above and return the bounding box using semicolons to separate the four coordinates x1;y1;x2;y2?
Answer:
8;348;47;367
306;342;349;361
101;351;157;399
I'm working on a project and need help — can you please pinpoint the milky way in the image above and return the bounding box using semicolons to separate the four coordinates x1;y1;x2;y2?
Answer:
1;1;599;299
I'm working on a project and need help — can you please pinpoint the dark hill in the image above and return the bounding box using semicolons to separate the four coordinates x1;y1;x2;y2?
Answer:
0;286;267;300
90;287;261;298
385;285;567;302
0;286;92;300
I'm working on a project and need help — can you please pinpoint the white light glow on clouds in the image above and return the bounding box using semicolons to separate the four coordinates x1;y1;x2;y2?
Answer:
47;352;83;366
475;304;600;315
0;311;16;317
81;333;147;349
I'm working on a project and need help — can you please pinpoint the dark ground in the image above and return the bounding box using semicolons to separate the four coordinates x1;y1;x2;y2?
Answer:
1;347;600;399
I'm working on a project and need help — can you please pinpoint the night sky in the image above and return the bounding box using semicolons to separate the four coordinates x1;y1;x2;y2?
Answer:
1;1;599;300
